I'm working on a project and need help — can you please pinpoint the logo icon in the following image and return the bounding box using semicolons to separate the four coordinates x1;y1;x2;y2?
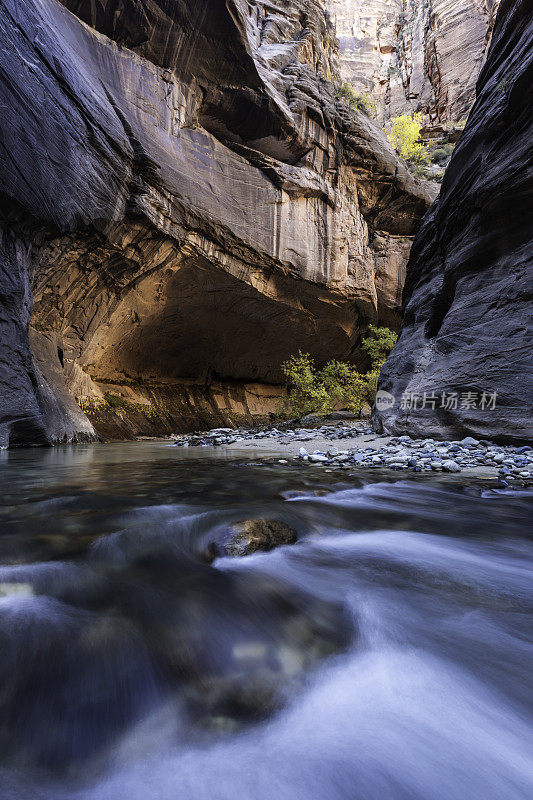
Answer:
375;390;395;411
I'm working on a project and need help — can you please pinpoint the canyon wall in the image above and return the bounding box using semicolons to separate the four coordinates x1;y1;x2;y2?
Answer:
0;0;433;445
375;0;533;443
328;0;501;123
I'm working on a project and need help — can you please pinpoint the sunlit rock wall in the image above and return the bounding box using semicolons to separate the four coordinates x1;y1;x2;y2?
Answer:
0;0;433;445
328;0;500;123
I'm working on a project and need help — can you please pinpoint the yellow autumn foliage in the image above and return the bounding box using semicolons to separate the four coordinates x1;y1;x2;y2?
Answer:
387;113;428;163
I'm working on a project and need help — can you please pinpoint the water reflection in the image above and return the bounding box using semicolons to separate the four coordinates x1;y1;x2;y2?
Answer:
0;442;532;799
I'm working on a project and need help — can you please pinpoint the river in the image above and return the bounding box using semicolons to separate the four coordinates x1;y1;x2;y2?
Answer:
1;442;532;799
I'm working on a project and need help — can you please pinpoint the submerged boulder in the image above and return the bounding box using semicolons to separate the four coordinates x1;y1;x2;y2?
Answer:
225;519;298;557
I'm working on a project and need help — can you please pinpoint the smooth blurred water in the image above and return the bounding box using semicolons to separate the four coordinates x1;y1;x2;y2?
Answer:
0;442;532;799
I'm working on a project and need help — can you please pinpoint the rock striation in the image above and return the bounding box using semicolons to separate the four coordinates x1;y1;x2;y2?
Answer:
328;0;501;123
0;0;434;446
375;0;533;443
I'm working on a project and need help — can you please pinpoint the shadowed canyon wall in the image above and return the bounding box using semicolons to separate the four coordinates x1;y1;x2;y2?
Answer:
0;0;435;445
375;0;533;442
328;0;500;124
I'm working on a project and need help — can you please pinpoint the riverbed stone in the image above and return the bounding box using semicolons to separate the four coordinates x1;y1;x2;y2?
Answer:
442;460;461;473
225;520;298;557
173;421;532;484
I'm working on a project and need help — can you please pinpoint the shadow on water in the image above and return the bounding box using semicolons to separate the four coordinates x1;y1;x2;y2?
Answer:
0;442;532;799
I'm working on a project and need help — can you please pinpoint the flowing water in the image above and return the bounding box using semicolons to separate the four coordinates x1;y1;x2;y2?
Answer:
0;442;532;799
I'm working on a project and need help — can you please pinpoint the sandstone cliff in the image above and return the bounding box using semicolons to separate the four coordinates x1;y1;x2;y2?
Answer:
0;0;433;446
375;0;533;443
328;0;500;124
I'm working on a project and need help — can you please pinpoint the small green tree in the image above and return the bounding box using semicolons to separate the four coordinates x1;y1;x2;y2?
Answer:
319;360;369;414
361;325;398;404
361;325;398;367
280;352;331;418
387;113;428;163
280;327;398;418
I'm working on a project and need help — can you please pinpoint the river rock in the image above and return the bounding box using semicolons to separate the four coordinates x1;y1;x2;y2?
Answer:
442;460;461;473
225;520;298;557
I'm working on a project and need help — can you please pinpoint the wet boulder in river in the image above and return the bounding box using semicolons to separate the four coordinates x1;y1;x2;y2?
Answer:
225;520;298;557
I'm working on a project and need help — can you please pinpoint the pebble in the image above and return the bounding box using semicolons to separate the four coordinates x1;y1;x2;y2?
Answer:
170;423;532;483
461;437;479;447
442;460;461;473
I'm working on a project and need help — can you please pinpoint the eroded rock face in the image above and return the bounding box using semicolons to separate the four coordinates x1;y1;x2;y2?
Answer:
328;0;500;123
375;0;533;443
0;0;433;446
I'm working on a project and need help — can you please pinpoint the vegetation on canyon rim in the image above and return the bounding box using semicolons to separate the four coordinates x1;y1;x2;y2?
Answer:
280;326;398;418
337;84;455;181
386;114;457;180
337;85;428;162
336;82;377;117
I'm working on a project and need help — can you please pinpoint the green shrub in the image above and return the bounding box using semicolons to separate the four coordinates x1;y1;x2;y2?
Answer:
279;352;331;418
412;164;434;179
319;360;369;414
430;148;448;164
337;83;377;118
361;324;398;367
430;143;455;165
280;326;398;418
104;393;128;409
